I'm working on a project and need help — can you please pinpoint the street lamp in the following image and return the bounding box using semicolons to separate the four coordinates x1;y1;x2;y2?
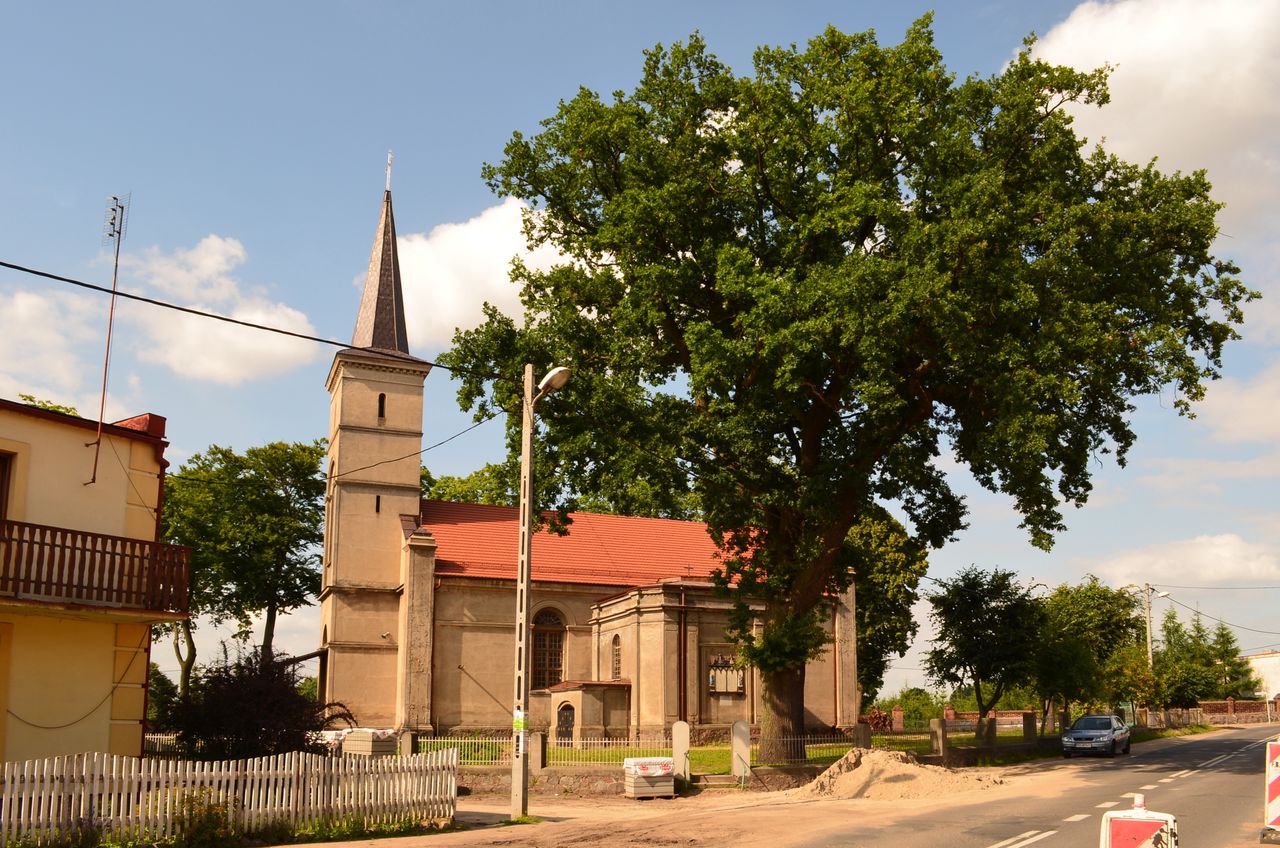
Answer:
511;363;571;820
1141;583;1171;667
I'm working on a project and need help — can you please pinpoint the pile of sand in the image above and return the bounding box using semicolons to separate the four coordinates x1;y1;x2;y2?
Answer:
794;749;1004;801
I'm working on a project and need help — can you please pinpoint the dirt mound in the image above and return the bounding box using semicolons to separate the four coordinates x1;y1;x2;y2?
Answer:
796;748;1003;801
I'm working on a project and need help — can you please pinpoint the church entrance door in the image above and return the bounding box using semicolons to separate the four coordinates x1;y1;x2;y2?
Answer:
556;703;575;746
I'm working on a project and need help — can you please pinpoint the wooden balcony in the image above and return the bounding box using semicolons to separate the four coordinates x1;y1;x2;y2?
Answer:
0;519;190;615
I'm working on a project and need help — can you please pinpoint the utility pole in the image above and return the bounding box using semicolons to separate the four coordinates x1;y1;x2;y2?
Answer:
1142;583;1170;667
511;364;571;821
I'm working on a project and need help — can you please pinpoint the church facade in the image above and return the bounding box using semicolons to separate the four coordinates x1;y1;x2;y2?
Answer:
318;187;859;740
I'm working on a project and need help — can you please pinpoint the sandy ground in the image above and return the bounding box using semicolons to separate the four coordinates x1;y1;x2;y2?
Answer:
295;750;1066;848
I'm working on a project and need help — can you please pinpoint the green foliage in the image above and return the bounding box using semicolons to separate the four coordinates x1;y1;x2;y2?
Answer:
441;17;1252;731
1207;621;1262;699
421;463;515;505
17;393;79;416
296;676;318;702
925;568;1045;717
161;440;326;688
1035;576;1143;713
175;790;239;848
147;663;180;732
874;686;946;723
173;647;354;761
847;510;929;704
1151;609;1260;706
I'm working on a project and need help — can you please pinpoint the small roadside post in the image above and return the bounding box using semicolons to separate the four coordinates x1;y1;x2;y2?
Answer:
1262;736;1280;844
1098;794;1177;848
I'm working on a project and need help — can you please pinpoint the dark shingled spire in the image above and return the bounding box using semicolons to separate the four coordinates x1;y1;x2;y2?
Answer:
351;190;410;354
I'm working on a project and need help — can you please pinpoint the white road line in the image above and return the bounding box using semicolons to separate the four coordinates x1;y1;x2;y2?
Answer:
1158;778;1175;783
1097;801;1119;808
986;831;1040;848
1063;814;1090;822
1171;769;1192;778
1200;755;1229;768
988;830;1059;848
1140;784;1158;790
1121;793;1139;798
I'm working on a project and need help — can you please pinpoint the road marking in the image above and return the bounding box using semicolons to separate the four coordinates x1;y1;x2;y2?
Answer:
986;831;1039;848
1097;801;1119;808
1121;792;1139;798
1171;769;1192;778
989;831;1057;848
1159;778;1175;783
1063;814;1090;822
1140;784;1158;790
1201;755;1230;768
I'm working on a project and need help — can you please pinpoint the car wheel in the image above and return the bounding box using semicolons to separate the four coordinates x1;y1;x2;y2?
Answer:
1123;739;1131;755
1106;741;1116;758
1062;752;1072;758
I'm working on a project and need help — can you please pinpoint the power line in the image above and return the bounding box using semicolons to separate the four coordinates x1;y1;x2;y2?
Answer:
0;258;505;382
1152;582;1280;590
1164;594;1280;637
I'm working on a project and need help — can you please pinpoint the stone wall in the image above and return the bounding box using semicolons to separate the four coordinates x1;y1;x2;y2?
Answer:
461;766;627;796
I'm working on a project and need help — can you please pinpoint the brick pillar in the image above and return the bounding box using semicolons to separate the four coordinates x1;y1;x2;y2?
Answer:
1227;696;1236;716
891;705;904;732
1022;711;1036;741
930;718;948;756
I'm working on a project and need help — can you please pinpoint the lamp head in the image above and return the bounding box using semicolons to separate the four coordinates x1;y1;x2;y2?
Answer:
538;366;572;394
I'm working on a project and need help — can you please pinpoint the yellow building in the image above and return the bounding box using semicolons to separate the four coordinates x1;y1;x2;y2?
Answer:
0;399;190;761
319;188;858;739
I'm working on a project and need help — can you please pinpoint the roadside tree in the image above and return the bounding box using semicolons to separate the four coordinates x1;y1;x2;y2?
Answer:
441;18;1251;741
161;440;326;694
924;567;1044;727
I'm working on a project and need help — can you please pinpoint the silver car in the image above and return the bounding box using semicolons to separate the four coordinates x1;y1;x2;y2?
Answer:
1061;714;1131;757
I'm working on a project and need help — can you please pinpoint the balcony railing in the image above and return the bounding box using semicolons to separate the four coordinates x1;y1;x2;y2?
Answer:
0;519;190;615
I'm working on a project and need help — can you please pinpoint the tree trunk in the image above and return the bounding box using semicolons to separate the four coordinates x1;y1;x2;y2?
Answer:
757;665;807;763
261;604;277;667
174;621;197;700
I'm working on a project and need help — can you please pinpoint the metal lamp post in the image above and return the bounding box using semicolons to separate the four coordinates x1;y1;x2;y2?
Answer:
511;363;571;820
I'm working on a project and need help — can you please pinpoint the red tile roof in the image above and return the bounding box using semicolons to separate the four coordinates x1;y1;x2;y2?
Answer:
420;500;721;586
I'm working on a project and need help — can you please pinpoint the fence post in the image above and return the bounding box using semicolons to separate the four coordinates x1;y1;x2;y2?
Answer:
943;703;956;721
1022;711;1036;742
528;732;547;771
672;721;690;782
851;723;871;748
930;718;947;757
730;720;750;779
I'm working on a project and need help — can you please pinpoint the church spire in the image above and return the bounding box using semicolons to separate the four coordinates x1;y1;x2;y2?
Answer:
351;182;410;355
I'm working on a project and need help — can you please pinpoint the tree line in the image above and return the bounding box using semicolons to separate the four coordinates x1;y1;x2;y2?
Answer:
912;567;1261;727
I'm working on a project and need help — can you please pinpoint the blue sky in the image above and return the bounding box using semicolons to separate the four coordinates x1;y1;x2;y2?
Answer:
3;0;1277;697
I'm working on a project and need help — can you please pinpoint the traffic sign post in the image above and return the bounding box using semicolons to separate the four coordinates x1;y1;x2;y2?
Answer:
1262;738;1280;844
1099;794;1177;848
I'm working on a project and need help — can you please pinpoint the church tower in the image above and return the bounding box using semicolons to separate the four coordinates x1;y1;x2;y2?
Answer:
319;185;434;729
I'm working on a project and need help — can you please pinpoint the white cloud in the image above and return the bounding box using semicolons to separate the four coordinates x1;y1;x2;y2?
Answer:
1033;0;1280;241
0;289;102;403
397;198;564;352
122;237;323;385
1095;533;1280;587
124;235;248;304
1197;362;1280;443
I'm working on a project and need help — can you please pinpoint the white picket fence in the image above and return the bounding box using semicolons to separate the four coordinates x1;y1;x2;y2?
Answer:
0;748;457;845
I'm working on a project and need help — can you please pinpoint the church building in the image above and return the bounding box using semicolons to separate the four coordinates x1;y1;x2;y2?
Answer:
318;185;859;740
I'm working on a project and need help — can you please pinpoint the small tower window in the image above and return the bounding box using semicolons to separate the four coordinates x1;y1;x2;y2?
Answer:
610;634;622;681
377;393;386;420
375;495;381;513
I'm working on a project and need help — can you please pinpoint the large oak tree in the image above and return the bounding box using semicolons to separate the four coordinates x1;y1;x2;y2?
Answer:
442;18;1251;739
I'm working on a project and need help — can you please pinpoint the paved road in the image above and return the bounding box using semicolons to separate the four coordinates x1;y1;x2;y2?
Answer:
807;725;1278;848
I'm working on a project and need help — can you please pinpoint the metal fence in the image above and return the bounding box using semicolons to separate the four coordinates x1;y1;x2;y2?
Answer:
750;735;855;766
416;735;672;768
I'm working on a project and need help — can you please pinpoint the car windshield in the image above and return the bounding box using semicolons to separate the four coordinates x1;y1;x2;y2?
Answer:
1072;717;1111;731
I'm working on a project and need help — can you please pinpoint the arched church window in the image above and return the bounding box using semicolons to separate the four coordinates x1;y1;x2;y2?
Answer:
532;608;565;690
610;634;621;680
377;393;386;420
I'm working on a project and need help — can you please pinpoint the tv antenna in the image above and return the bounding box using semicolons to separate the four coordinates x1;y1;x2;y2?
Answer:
87;193;130;485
